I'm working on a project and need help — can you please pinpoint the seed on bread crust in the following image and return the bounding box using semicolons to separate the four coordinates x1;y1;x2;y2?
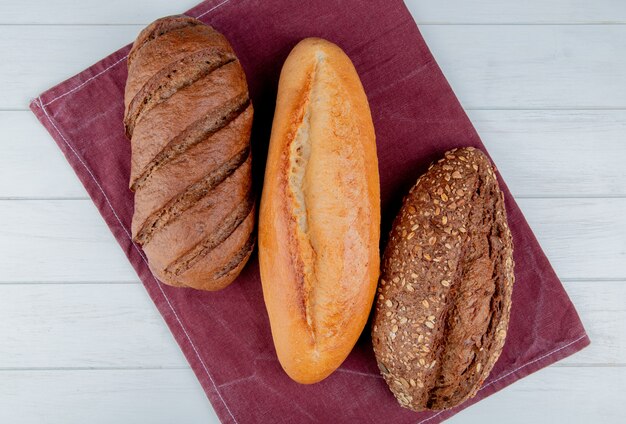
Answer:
371;147;514;411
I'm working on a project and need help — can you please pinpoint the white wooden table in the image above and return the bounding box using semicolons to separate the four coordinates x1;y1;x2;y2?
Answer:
1;1;624;422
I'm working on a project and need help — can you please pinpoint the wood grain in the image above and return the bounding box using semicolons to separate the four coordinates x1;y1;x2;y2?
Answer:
0;367;622;424
418;25;626;109
0;200;137;282
517;198;626;280
406;0;626;24
0;283;187;368
2;25;626;109
3;110;625;199
1;199;623;282
0;281;618;369
2;0;626;24
1;0;200;24
472;109;626;197
1;25;139;110
0;369;219;424
0;112;86;198
562;281;626;365
1;0;624;422
447;368;625;423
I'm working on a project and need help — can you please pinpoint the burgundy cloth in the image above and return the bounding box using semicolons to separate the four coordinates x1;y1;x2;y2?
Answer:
30;0;589;422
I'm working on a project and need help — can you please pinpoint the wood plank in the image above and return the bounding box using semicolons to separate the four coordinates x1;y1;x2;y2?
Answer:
6;110;625;199
417;24;626;109
0;284;187;368
558;281;626;365
0;200;138;282
0;112;86;198
518;198;626;280
0;199;623;282
471;109;626;198
3;25;626;109
447;367;624;423
0;0;199;25
1;25;139;110
1;0;625;24
405;0;626;24
0;367;621;424
0;369;218;424
0;281;618;369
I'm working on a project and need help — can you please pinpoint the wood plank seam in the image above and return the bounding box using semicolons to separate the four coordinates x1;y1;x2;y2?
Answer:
35;58;589;424
42;0;232;108
417;334;589;424
33;20;597;424
4;1;618;421
36;83;241;422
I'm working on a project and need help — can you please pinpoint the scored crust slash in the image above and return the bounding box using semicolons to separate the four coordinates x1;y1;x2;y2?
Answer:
124;15;255;291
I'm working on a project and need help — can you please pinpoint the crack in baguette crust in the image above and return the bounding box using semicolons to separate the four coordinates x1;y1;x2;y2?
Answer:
127;15;200;66
131;96;250;191
284;59;320;341
125;49;236;138
134;146;251;246
165;191;255;276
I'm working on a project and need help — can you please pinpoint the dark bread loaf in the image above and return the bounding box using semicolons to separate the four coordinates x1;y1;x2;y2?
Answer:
372;147;514;410
124;15;254;291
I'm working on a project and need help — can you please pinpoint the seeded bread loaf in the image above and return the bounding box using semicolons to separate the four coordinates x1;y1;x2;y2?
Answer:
372;147;514;410
124;15;255;290
258;38;380;384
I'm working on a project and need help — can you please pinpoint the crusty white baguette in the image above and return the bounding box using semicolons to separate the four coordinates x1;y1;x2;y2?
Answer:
259;38;380;384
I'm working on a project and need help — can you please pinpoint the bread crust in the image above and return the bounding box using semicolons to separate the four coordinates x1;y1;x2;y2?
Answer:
125;16;254;291
259;38;380;384
372;147;514;410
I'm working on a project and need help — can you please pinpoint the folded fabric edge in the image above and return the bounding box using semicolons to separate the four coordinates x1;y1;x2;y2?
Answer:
417;334;590;424
28;94;592;424
29;0;231;108
29;98;238;424
27;0;592;418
